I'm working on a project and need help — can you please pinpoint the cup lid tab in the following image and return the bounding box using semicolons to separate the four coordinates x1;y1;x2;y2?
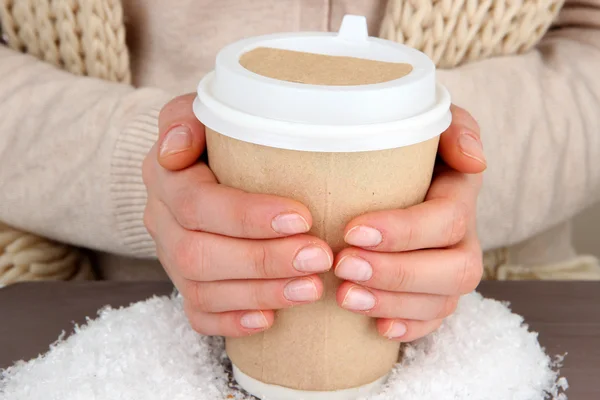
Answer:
337;15;368;43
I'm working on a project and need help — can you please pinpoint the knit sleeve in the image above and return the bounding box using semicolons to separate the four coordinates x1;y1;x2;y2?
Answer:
0;45;172;258
436;0;600;251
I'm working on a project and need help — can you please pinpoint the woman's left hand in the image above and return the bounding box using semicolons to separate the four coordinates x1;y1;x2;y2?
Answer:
334;105;486;342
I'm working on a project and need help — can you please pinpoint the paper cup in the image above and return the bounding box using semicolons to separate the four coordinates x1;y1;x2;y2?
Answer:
194;15;451;399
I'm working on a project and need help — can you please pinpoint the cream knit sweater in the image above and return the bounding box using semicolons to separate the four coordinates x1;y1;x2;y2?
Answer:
1;0;600;282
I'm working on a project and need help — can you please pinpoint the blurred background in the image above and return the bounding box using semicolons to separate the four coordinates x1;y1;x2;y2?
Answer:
574;203;600;257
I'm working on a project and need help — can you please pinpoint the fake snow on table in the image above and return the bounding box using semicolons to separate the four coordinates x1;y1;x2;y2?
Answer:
0;292;567;400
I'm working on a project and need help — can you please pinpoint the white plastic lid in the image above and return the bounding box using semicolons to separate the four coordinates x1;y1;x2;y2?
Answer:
193;15;451;152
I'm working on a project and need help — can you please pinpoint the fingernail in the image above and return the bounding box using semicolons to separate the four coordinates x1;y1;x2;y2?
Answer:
384;321;407;339
284;278;318;302
335;256;373;282
342;286;376;311
272;213;310;235
345;226;382;247
293;245;332;273
160;125;192;157
240;311;268;329
458;132;486;166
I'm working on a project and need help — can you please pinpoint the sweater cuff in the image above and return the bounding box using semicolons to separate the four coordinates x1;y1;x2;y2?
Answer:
110;104;163;258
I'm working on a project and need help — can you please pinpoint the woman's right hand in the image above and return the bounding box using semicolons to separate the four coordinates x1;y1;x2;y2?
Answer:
142;94;333;337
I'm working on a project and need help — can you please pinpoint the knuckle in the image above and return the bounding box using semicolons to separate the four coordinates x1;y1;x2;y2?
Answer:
182;280;204;310
193;283;212;312
446;201;469;246
172;236;192;269
237;202;255;237
456;248;483;294
197;239;212;280
143;206;156;239
390;212;415;251
184;305;211;335
249;244;271;279
398;221;415;251
173;189;201;229
189;316;211;336
391;262;413;292
173;235;203;278
141;154;154;188
172;237;191;270
437;296;459;319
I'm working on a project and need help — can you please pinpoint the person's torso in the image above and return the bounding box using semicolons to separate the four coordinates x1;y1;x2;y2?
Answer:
122;0;386;94
114;0;596;282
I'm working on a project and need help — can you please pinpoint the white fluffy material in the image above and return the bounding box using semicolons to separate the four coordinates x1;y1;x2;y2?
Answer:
0;292;567;400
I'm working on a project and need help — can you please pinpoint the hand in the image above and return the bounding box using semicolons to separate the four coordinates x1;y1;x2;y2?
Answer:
143;94;333;337
334;105;486;342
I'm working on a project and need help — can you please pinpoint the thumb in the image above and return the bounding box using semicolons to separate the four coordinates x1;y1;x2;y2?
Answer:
438;105;487;174
157;93;206;171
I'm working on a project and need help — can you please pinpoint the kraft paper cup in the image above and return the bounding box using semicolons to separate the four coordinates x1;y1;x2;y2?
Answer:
193;15;451;400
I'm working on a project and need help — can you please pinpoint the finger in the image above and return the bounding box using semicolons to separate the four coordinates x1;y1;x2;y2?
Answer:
184;302;275;337
344;169;480;251
158;93;206;171
156;161;313;238
343;198;467;251
377;318;444;342
155;201;332;281
426;164;482;202
178;276;323;313
438;104;486;174
337;282;459;320
334;241;483;295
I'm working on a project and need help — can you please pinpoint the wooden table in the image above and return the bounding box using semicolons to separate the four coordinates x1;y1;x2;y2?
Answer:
1;281;598;399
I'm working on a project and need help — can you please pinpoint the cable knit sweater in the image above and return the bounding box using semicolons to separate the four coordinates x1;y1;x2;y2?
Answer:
0;0;599;281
